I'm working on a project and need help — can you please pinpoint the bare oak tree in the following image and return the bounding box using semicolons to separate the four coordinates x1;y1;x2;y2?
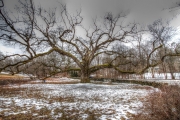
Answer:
0;0;179;82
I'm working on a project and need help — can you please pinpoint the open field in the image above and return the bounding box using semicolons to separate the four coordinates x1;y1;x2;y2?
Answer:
0;82;157;120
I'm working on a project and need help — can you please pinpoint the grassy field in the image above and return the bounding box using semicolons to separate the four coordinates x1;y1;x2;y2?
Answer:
0;82;156;120
1;76;179;120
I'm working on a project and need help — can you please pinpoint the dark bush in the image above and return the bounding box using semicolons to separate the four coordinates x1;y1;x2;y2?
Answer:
115;79;164;88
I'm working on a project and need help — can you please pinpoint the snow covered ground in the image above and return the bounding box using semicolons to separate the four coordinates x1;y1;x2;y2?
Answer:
0;83;158;119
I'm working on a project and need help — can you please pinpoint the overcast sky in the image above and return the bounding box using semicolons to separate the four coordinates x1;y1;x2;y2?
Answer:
3;0;180;25
1;0;180;53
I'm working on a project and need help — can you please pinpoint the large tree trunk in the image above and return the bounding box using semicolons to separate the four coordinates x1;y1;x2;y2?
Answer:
169;65;175;79
80;68;90;83
81;74;90;83
170;72;175;79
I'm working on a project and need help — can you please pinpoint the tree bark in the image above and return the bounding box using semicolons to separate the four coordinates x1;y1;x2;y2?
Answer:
170;72;175;79
80;68;90;83
81;75;90;83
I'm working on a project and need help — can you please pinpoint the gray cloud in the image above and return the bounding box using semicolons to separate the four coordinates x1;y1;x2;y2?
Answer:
2;0;180;26
62;0;180;25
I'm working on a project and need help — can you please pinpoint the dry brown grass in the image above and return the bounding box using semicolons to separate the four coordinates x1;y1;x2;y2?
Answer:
0;85;110;120
0;74;24;80
0;74;31;86
133;84;180;120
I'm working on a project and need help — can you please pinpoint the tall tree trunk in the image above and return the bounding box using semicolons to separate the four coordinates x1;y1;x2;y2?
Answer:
81;74;90;83
161;62;167;79
170;72;175;79
168;63;175;80
80;68;90;83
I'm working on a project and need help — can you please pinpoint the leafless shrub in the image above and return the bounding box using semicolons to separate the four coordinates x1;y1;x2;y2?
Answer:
133;85;180;120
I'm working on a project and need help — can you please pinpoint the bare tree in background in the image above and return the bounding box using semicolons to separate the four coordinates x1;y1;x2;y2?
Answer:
0;0;179;82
